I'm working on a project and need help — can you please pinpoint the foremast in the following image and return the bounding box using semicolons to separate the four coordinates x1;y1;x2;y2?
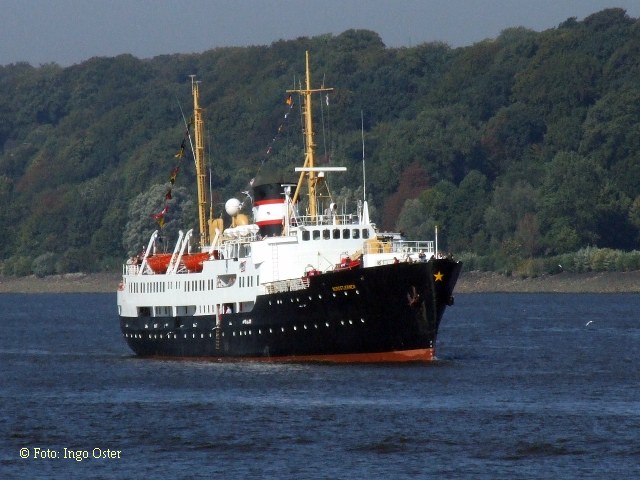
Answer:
191;76;208;248
288;51;333;221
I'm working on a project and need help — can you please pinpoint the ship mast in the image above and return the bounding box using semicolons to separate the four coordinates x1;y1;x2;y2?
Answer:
191;76;208;247
288;51;333;221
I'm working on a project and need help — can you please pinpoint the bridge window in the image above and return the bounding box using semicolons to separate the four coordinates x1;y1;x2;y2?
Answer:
217;274;237;288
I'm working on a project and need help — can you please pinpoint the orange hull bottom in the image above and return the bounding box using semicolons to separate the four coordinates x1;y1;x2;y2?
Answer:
145;348;435;363
260;348;435;363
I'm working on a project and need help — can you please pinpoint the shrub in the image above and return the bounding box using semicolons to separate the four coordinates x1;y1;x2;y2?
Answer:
32;252;57;277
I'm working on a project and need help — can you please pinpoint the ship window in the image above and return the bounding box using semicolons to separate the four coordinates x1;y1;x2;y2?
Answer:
323;229;330;240
333;229;340;239
353;229;360;239
312;230;320;240
302;231;310;241
363;229;370;239
217;274;237;288
342;228;350;239
154;306;170;316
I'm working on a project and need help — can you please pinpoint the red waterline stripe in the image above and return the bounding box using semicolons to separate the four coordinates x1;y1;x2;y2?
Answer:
143;348;435;363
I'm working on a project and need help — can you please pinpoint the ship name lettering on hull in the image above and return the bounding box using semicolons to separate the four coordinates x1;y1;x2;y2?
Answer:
332;284;356;292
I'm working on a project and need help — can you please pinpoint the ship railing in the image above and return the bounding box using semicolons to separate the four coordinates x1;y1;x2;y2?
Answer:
295;213;361;226
364;240;434;256
264;276;310;294
123;264;141;275
391;240;435;256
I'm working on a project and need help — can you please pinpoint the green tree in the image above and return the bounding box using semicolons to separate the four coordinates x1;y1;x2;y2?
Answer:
122;184;194;256
539;152;604;252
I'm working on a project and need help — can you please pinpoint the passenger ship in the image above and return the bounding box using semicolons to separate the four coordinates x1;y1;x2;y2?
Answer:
117;52;462;362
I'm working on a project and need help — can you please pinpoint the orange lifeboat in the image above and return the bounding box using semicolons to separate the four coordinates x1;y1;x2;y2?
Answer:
181;252;210;273
146;253;172;274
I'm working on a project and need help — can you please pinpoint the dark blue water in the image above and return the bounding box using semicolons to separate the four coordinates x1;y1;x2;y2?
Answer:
1;293;639;479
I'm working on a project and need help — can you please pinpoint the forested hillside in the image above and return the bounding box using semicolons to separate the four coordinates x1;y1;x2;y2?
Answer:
0;8;639;276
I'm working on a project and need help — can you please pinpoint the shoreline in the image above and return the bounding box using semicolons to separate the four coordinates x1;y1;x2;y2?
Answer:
456;270;640;294
0;270;638;294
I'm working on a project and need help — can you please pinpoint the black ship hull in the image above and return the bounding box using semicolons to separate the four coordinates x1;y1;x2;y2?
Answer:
119;258;461;362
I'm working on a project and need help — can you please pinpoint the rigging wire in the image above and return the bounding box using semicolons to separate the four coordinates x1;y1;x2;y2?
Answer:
320;73;328;163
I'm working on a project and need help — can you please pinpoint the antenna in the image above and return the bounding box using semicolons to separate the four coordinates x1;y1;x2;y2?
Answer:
361;110;366;202
209;167;213;211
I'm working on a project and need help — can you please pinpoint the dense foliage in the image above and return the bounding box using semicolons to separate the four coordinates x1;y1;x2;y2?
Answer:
1;8;639;276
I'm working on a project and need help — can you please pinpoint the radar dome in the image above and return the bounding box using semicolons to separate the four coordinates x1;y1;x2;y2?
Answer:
225;198;242;216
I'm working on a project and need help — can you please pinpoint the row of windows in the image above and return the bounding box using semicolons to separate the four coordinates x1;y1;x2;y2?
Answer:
301;228;370;242
239;276;255;288
130;282;166;294
130;275;258;294
139;301;256;318
125;318;370;341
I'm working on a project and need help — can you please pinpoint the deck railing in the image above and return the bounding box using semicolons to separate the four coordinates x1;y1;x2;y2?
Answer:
264;276;310;294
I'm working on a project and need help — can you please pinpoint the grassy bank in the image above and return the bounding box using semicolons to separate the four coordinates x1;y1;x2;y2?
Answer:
456;270;640;293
